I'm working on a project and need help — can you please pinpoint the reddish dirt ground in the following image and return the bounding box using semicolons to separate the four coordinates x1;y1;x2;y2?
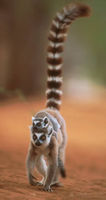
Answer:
0;98;106;200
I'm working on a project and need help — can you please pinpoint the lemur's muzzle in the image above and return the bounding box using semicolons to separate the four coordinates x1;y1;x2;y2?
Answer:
36;140;41;146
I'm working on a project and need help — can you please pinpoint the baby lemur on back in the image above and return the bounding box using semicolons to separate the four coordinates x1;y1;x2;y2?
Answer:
26;3;91;192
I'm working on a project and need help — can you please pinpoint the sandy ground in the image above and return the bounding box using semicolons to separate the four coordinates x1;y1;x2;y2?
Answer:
0;98;106;200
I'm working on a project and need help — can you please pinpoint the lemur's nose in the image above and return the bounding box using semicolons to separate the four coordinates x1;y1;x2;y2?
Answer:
36;140;41;146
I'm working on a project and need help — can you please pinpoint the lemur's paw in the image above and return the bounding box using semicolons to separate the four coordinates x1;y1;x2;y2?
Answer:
30;180;43;186
36;181;44;186
31;174;37;180
30;180;38;186
51;181;63;187
29;174;38;186
43;186;53;192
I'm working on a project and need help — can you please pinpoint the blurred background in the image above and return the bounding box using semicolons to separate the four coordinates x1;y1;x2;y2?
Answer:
0;1;106;199
0;0;106;100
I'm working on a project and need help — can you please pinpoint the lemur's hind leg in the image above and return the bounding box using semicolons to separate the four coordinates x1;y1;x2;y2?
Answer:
60;118;67;162
51;119;67;187
58;119;67;179
35;155;47;186
51;148;66;187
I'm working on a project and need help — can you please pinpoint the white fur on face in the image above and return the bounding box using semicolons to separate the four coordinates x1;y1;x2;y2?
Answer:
34;121;40;126
32;116;49;129
30;129;52;147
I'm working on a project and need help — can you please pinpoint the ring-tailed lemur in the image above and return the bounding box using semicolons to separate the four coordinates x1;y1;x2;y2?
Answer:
26;3;91;192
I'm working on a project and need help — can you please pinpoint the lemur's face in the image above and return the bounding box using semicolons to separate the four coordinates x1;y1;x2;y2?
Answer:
30;116;53;147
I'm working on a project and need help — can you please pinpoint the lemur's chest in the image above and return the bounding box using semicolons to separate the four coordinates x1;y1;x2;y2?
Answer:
33;144;50;157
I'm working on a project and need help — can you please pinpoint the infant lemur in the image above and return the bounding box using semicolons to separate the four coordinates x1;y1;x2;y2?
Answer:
26;3;91;192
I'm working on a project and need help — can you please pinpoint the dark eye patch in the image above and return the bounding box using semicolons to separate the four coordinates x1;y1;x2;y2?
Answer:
36;122;41;127
40;135;46;141
32;126;37;132
33;134;37;141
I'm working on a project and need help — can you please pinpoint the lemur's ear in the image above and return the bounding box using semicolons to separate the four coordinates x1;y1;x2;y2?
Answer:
32;116;35;121
48;127;53;136
43;117;48;125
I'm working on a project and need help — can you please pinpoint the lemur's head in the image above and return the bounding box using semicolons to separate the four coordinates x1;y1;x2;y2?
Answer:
29;116;53;147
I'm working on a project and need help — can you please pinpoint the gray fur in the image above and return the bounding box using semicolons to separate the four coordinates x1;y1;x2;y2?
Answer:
45;112;60;132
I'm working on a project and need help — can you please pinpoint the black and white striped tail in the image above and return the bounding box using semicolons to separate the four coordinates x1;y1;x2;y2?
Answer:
46;3;91;110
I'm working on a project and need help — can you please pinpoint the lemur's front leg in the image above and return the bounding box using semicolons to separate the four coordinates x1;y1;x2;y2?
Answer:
26;150;37;186
26;148;47;186
35;155;47;186
43;136;58;192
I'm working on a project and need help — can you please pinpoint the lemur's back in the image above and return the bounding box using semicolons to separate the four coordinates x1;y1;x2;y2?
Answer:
26;3;91;192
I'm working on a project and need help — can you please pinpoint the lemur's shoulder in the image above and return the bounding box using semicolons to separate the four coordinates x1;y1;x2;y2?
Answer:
48;135;58;157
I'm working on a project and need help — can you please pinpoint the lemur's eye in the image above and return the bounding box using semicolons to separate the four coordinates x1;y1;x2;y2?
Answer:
44;117;48;125
33;134;37;141
40;135;46;141
36;122;41;127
